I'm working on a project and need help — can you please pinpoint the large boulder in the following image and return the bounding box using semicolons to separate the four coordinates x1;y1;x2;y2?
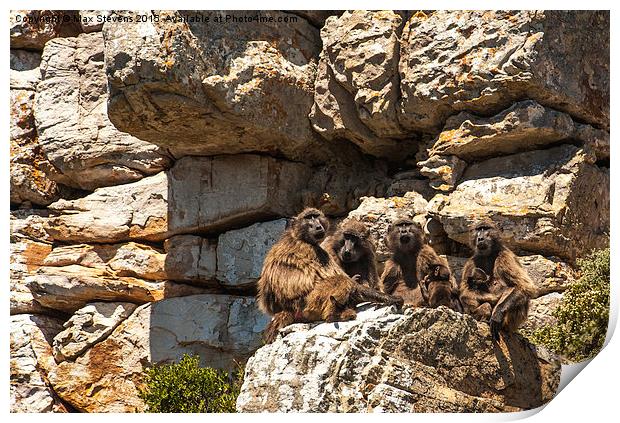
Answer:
399;11;609;133
429;145;609;261
310;11;414;159
9;10;80;50
10;314;68;412
34;32;171;190
103;10;329;162
48;295;269;412
237;305;560;412
430;101;610;161
217;219;287;287
163;235;217;283
10;49;62;206
25;264;211;313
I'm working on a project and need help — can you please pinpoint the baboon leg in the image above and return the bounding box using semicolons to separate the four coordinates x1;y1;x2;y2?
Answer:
327;308;357;323
354;284;404;307
490;288;529;341
263;311;295;344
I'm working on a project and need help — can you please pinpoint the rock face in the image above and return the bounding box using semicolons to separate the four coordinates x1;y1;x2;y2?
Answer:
35;32;171;190
10;49;61;206
237;306;560;412
430;101;610;161
310;11;411;158
399;11;609;133
10;314;67;412
217;219;287;287
103;10;327;162
430;145;609;261
48;295;269;412
10;10;608;414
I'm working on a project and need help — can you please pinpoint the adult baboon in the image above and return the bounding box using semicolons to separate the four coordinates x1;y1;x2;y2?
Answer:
380;217;451;306
420;263;462;312
258;208;402;343
322;220;380;289
459;219;537;340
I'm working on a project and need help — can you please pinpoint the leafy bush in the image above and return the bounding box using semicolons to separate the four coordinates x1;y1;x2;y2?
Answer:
529;248;610;362
139;354;243;413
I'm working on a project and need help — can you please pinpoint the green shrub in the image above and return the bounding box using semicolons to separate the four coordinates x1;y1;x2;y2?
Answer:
138;354;243;413
529;248;610;362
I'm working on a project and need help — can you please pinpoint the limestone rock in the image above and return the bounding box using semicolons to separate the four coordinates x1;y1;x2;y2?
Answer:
399;11;609;133
431;101;610;161
163;235;217;283
445;255;576;293
522;293;563;334
53;302;137;362
417;155;467;191
35;32;171;190
310;11;414;158
345;194;428;262
44;155;311;243
103;10;327;162
78;10;110;33
10;49;61;206
10;314;68;412
48;295;269;412
429;145;609;261
10;10;79;50
237;305;560;412
303;154;389;216
25;265;211;313
168;155;311;233
42;242;167;281
285;11;342;27
217;219;287;287
10;237;52;315
11;209;54;243
45;172;170;243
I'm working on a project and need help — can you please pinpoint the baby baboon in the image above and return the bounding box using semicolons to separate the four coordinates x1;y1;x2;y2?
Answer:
420;263;463;312
322;220;380;289
459;219;537;341
263;275;403;343
257;208;402;343
380;218;451;306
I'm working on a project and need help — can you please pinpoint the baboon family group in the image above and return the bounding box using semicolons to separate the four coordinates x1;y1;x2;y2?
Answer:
257;208;539;343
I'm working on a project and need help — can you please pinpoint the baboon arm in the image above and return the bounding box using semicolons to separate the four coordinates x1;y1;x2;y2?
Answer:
380;265;400;295
495;251;537;297
472;302;493;321
490;288;529;340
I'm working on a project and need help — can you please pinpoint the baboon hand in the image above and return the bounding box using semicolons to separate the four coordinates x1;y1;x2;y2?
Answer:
352;274;362;283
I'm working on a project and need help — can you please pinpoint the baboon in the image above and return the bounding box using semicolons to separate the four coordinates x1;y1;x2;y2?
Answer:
257;208;402;343
262;274;403;343
322;220;380;289
380;217;451;306
420;263;463;312
459;219;537;341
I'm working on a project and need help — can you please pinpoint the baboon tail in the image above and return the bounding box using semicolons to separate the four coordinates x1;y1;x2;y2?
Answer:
353;284;404;307
263;311;295;344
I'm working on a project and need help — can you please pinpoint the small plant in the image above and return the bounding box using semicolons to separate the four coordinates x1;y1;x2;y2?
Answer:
529;248;610;362
138;354;244;413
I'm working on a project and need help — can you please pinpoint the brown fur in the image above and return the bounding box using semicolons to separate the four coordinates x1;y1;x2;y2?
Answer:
321;220;380;289
459;219;537;341
380;218;451;307
420;264;463;312
263;275;403;343
258;208;401;343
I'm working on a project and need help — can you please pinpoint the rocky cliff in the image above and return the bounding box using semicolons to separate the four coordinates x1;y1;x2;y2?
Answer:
10;10;609;413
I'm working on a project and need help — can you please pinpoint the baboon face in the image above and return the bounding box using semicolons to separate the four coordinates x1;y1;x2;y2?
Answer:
471;219;500;255
336;221;370;263
294;208;329;244
388;218;421;252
